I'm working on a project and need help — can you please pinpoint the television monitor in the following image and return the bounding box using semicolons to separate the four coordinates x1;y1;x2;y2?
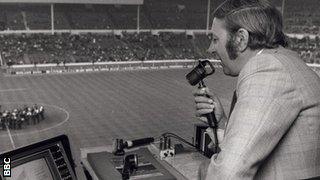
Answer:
0;135;76;180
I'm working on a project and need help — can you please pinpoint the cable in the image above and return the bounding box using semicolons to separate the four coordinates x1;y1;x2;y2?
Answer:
161;132;197;149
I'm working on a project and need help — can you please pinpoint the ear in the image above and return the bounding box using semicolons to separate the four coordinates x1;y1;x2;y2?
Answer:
235;28;249;52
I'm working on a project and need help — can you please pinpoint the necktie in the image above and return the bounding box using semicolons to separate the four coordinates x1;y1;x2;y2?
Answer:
228;90;237;118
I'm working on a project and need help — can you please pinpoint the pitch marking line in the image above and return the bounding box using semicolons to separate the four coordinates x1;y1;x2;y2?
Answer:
0;102;70;137
5;124;16;149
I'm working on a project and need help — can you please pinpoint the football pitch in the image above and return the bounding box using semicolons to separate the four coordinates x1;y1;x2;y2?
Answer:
0;68;237;179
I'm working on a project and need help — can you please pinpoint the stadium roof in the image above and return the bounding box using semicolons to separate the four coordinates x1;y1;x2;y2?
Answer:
0;0;143;5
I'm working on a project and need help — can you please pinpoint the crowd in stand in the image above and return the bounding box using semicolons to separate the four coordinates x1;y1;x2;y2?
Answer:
0;2;318;66
0;1;319;35
0;33;319;66
0;32;211;64
289;36;320;64
283;0;320;35
0;104;45;130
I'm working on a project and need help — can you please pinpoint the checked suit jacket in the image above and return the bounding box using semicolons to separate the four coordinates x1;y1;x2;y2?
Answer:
205;47;320;180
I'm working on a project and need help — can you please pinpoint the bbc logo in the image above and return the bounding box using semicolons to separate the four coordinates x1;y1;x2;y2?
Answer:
2;158;11;177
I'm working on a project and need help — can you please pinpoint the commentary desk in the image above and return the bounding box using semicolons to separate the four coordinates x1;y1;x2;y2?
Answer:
80;144;207;180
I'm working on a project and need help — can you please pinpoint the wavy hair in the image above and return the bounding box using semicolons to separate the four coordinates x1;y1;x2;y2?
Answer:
213;0;288;50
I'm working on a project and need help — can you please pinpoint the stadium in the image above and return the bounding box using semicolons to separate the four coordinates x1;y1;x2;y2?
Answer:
0;0;319;179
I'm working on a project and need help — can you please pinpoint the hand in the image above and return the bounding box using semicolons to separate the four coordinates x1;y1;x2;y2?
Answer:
193;87;227;125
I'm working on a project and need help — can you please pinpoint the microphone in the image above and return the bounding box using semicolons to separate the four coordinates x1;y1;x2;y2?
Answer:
186;60;217;129
186;60;220;154
186;60;215;86
113;137;154;156
126;137;154;148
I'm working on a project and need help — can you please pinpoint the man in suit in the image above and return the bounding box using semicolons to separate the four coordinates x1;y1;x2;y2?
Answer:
194;0;320;179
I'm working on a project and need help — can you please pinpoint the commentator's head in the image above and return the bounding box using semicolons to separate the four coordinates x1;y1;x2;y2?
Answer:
207;0;288;76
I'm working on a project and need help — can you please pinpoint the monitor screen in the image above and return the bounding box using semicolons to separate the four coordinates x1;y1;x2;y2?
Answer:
8;158;54;180
2;150;59;180
0;135;76;180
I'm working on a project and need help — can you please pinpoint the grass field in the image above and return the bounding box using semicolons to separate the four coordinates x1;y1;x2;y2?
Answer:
0;68;237;179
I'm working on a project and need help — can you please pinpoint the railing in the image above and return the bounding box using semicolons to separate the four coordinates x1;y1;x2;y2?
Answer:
307;63;320;76
5;60;320;76
5;59;222;75
0;29;318;39
0;29;209;35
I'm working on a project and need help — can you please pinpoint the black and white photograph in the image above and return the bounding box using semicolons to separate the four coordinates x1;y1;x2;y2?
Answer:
0;0;319;179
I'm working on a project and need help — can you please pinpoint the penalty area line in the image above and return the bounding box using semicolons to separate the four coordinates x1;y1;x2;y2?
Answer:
5;124;16;149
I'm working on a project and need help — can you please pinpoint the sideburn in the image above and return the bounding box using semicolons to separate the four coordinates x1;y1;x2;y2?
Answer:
226;34;238;60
